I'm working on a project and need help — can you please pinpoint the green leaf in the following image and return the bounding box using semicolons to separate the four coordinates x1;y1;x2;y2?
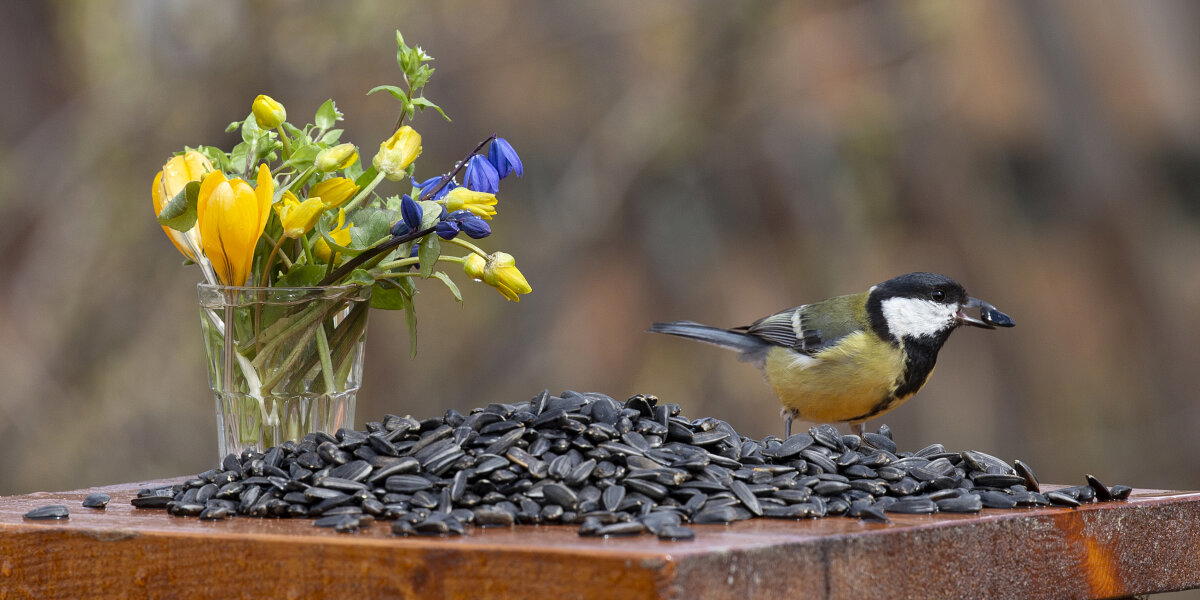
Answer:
411;96;450;121
278;264;326;287
409;65;435;91
353;165;379;188
157;180;201;231
314;211;365;257
198;146;232;172
431;271;463;303
229;142;249;170
394;30;410;71
315;99;342;129
349;207;400;250
367;85;409;104
283;122;308;143
369;280;408;310
347;269;375;286
418;235;440;277
225;121;242;133
320;129;343;145
241;113;261;143
283;143;319;170
345;157;365;181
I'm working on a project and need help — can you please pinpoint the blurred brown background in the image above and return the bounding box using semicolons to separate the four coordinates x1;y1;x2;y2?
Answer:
1;0;1198;523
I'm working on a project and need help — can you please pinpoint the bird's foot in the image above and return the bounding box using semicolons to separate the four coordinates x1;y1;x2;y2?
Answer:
850;422;865;439
780;408;798;438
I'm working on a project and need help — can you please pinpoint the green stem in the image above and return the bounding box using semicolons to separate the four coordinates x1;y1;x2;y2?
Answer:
285;166;317;196
301;235;316;266
342;171;387;212
275;126;293;157
445;237;488;258
315;324;338;394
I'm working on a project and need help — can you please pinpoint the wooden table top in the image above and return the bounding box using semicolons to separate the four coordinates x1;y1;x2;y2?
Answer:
1;478;1197;599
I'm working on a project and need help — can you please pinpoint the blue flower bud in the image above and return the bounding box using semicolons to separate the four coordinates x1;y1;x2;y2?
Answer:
410;242;421;258
400;194;422;230
435;220;461;240
390;220;410;237
488;137;523;179
446;209;475;221
459;215;492;239
464;154;499;194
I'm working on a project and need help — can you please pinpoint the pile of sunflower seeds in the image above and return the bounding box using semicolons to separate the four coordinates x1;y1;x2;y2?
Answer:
125;391;1132;540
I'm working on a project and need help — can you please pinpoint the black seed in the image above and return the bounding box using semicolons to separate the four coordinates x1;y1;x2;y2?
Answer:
937;495;983;513
543;483;579;510
1109;485;1133;500
1047;491;1082;507
385;475;433;493
1085;475;1114;501
597;521;645;537
972;474;1026;488
978;490;1018;509
657;525;695;541
729;481;762;516
1013;459;1040;492
24;505;69;520
82;493;110;509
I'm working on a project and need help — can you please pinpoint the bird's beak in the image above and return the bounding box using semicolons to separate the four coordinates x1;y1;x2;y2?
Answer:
958;296;1015;329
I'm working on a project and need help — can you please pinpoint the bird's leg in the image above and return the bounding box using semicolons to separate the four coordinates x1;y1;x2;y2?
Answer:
850;422;865;439
781;408;797;438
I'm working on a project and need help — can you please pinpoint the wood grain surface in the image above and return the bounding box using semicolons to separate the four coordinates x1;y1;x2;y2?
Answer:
0;479;1197;599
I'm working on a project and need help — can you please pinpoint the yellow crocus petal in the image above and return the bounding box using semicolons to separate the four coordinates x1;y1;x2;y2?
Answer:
310;177;359;209
315;209;353;263
197;170;268;286
276;193;327;238
252;94;286;129
254;163;274;235
151;171;194;259
481;252;532;302
373;125;422;181
443;187;498;220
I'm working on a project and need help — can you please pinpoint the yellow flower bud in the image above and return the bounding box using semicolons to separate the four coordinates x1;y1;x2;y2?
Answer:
443;187;498;220
151;150;213;259
315;209;353;263
373;126;422;180
481;252;532;302
309;177;359;209
315;143;358;172
252;94;287;129
463;253;486;279
274;191;327;239
196;165;274;286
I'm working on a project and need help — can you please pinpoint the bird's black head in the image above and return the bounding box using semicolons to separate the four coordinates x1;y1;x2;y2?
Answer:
866;272;1014;343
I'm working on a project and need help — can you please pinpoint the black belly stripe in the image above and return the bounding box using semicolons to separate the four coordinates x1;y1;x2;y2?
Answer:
845;336;944;422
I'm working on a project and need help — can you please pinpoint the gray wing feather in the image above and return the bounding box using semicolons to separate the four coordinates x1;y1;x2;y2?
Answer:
736;301;860;356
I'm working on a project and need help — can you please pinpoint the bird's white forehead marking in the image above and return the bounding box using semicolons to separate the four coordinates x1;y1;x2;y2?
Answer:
880;297;958;339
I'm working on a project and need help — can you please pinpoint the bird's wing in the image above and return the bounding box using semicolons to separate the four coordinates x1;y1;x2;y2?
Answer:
735;294;867;355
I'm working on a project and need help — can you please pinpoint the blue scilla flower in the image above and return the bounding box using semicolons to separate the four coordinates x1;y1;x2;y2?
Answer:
400;194;423;230
413;175;456;201
444;209;491;239
464;154;499;194
410;242;421;258
390;220;410;237
488;137;523;179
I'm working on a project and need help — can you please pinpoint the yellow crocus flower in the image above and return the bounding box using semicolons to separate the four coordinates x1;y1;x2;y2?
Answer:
315;144;358;172
151;150;213;259
252;94;287;129
481;252;532;302
196;165;274;286
315;209;353;263
275;191;327;238
309;177;359;209
373;125;422;180
443;187;498;220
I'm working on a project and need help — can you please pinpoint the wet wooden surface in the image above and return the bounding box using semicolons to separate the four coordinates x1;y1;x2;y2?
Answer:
1;479;1198;599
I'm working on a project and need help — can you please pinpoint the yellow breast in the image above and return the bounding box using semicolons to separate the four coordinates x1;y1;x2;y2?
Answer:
763;331;910;423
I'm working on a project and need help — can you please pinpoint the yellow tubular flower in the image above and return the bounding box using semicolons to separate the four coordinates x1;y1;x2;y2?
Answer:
275;191;327;238
315;209;353;263
373;125;422;180
443;187;498;220
196;165;274;286
309;177;359;209
151;151;213;259
252;94;286;129
315;144;359;172
481;252;532;302
463;253;486;279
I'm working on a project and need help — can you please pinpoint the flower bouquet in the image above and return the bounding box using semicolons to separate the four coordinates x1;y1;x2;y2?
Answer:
151;32;530;457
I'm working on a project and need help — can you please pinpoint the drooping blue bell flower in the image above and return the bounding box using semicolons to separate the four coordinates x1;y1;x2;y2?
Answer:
390;220;410;237
413;175;456;201
464;154;499;194
435;220;461;240
443;209;491;239
488;137;523;179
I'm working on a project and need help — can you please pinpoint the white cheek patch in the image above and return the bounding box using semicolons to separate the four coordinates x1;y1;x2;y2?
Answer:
880;297;958;339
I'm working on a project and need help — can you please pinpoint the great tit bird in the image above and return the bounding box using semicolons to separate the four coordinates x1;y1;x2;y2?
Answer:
650;272;1014;437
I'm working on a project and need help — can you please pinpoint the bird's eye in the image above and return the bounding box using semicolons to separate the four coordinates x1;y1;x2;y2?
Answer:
931;290;946;301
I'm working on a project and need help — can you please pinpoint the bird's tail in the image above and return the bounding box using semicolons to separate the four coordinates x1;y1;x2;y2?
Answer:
648;321;769;363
